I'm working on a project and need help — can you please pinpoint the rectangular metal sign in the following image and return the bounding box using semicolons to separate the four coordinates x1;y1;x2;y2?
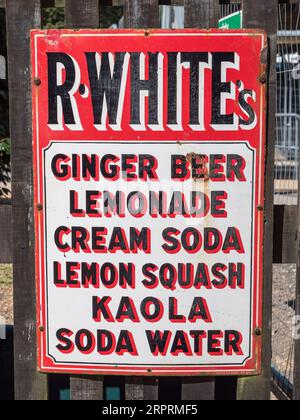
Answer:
32;29;266;376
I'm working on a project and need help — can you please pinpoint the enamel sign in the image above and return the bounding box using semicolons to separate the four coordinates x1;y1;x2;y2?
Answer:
32;29;266;376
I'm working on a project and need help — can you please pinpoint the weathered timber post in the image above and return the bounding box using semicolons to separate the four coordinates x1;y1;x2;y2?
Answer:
65;0;99;29
124;0;159;29
238;0;277;401
6;0;48;400
184;0;218;29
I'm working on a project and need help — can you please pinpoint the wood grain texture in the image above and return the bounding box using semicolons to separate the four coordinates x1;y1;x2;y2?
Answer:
6;0;48;400
182;377;215;400
65;0;99;28
124;0;159;28
273;205;297;264
0;204;12;263
70;376;104;400
184;0;218;28
125;377;159;400
238;0;277;401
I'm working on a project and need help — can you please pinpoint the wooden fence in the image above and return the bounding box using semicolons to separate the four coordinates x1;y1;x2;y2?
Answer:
0;200;11;264
0;0;283;400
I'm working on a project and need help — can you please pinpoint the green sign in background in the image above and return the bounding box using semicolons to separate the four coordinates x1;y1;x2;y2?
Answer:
218;11;242;29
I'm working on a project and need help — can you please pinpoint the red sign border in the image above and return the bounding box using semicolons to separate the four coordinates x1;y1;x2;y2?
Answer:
31;29;267;377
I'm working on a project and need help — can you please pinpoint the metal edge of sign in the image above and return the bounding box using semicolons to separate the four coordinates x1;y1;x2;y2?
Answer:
31;29;267;377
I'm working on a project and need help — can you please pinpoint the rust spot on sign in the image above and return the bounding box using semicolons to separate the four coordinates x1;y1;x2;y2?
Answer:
186;152;209;182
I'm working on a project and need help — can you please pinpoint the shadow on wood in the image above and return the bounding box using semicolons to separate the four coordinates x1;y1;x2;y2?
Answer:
273;205;297;264
0;203;12;264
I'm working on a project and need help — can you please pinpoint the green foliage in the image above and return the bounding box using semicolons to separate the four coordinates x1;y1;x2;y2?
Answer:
0;264;13;285
42;6;123;29
0;138;10;155
42;7;65;29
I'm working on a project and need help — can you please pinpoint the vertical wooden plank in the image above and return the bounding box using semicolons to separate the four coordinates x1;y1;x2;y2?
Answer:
65;0;104;401
125;377;158;400
0;204;12;263
184;0;218;28
238;0;277;401
65;0;99;29
273;205;297;264
123;0;160;400
124;0;159;28
182;0;219;402
6;0;48;400
70;375;103;400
